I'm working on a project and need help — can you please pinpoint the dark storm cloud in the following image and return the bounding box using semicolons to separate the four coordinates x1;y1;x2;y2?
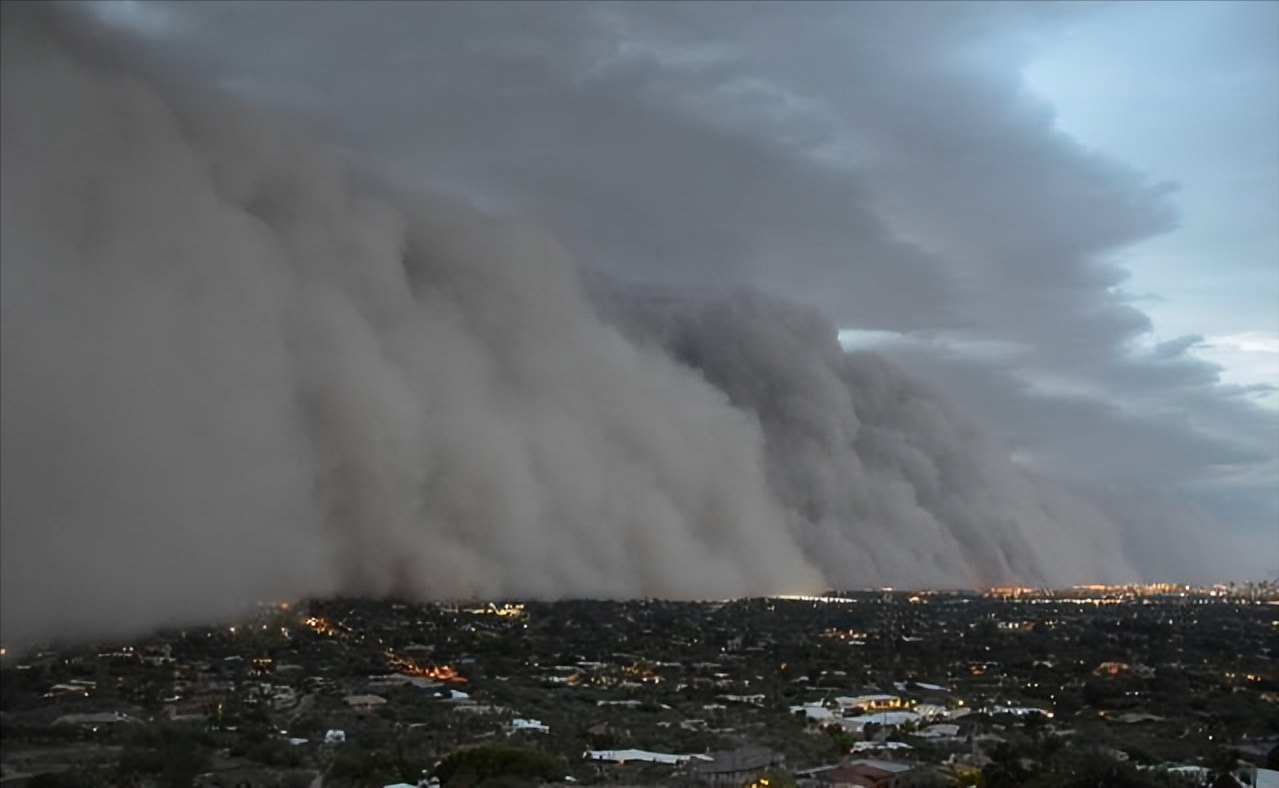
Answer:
55;2;1279;527
68;0;965;331
73;2;1181;349
80;1;1189;356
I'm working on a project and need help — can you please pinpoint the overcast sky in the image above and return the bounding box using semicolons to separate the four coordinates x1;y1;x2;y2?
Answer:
73;0;1278;578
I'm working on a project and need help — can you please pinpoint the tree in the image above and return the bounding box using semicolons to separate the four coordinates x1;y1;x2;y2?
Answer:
115;724;213;788
1205;746;1241;784
434;745;562;788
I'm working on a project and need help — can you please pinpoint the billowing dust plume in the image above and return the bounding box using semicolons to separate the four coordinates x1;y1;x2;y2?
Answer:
0;4;1136;647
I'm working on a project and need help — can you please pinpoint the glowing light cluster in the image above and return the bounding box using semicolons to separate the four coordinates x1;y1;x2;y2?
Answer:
465;603;526;618
384;649;468;683
302;616;341;637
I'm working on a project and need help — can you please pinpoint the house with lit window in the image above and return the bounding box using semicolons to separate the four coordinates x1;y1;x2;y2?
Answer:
835;694;904;714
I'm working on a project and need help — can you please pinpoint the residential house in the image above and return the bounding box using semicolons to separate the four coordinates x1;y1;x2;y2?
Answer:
53;711;137;728
344;694;387;712
836;694;903;714
912;703;949;720
164;693;224;722
686;746;782;787
800;760;914;788
511;718;550;734
837;711;921;734
792;703;836;722
585;749;707;766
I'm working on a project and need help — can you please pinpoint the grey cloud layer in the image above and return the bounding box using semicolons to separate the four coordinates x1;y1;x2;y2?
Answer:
100;3;1274;486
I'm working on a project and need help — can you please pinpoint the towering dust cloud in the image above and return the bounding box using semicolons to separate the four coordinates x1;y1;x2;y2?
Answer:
0;5;820;646
0;5;1135;647
598;289;1140;591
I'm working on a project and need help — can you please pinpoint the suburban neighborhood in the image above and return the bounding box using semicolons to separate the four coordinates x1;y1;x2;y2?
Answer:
1;585;1276;788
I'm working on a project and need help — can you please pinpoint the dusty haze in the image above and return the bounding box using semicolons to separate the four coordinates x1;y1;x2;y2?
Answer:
0;4;1155;648
599;287;1139;589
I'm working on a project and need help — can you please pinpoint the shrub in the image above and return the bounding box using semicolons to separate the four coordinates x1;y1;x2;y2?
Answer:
434;745;563;788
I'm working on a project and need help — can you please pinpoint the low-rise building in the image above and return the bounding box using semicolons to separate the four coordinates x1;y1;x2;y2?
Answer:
686;746;781;788
53;711;137;728
799;759;915;788
792;703;836;722
585;749;708;766
344;694;387;712
837;711;921;734
836;694;904;714
511;718;549;733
